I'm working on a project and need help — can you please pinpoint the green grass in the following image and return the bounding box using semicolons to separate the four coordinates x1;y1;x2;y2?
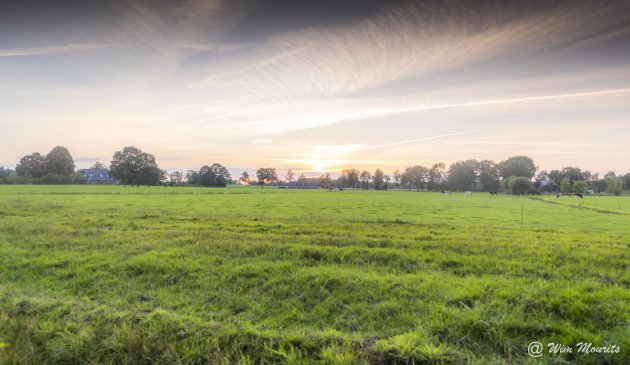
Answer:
0;185;629;364
537;194;630;214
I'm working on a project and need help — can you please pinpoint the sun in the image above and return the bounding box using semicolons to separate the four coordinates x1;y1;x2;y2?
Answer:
305;158;331;172
292;158;345;172
292;145;366;172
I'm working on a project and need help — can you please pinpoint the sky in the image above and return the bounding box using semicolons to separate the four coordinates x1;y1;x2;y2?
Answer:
1;0;630;177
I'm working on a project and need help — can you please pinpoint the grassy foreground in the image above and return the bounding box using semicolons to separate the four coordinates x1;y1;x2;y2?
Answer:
0;185;629;364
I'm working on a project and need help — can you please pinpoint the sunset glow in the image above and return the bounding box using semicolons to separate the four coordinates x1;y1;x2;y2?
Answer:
1;1;630;176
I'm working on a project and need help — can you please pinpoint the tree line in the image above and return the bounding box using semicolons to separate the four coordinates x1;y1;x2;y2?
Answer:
0;146;231;188
1;146;85;184
238;157;630;196
1;147;629;195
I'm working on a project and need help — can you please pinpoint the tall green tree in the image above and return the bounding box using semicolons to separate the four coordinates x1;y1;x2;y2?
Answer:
427;162;446;191
340;169;359;189
169;171;183;186
606;176;623;196
560;167;584;184
256;167;278;187
110;146;161;186
403;165;428;191
591;177;607;193
373;169;385;190
186;170;199;185
560;177;572;193
285;169;294;184
447;160;477;191
623;173;630;190
318;173;332;189
0;167;14;184
476;160;500;191
15;153;47;178
548;169;562;183
544;167;589;187
199;163;231;187
497;156;537;179
359;170;371;190
393;170;402;189
45;146;75;175
239;171;250;185
573;181;587;194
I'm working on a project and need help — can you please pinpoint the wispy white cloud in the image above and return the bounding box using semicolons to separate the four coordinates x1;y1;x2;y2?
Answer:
361;130;480;151
185;1;630;100
190;87;630;137
307;131;480;158
449;140;628;149
555;23;630;54
165;1;630;144
0;43;128;57
176;42;250;53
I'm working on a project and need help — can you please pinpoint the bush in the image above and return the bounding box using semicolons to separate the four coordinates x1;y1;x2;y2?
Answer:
606;177;623;196
501;176;517;193
560;177;572;193
509;177;532;195
573;181;587;194
0;172;23;184
33;173;85;185
503;176;532;195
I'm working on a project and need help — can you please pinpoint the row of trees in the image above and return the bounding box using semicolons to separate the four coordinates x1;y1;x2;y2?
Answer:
185;164;232;187
324;156;536;193
5;146;162;186
109;147;235;187
8;146;84;184
5;146;219;187
3;149;630;194
0;167;19;184
234;156;629;196
537;168;628;196
16;146;75;177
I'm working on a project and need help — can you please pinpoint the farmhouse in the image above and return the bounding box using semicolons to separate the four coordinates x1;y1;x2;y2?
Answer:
81;168;115;184
539;179;560;193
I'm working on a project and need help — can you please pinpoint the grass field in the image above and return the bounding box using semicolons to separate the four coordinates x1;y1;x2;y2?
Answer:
0;185;629;364
537;194;630;214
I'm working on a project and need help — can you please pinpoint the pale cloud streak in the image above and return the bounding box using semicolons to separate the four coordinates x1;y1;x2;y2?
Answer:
0;43;128;57
190;87;630;137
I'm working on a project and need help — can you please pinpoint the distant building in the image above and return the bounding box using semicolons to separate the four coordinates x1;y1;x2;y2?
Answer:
539;179;559;193
81;169;115;184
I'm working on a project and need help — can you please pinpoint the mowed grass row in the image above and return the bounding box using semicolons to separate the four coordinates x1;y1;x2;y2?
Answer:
0;186;629;364
537;194;630;214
